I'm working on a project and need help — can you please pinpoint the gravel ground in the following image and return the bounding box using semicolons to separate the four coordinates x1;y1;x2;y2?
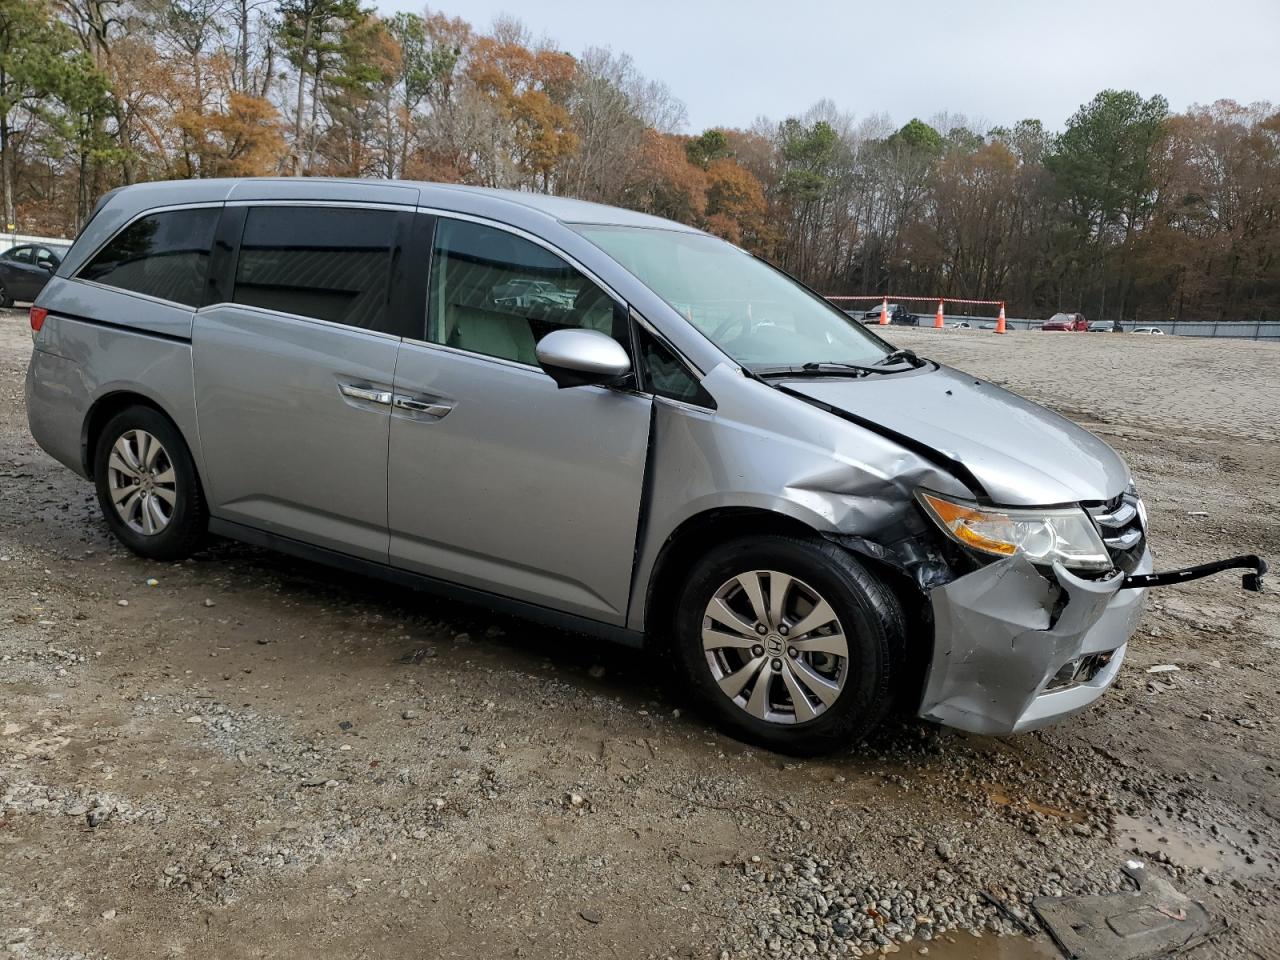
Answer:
2;311;1277;960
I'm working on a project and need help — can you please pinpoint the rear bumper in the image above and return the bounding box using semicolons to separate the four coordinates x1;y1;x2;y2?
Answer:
26;346;91;478
918;549;1151;735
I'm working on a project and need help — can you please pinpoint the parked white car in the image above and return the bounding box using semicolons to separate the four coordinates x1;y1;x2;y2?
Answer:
1132;327;1165;335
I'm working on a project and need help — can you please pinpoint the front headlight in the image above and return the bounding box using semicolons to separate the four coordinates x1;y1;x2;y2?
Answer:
916;490;1112;571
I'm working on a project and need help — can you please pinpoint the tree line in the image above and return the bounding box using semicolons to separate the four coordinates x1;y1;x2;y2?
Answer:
3;0;1277;321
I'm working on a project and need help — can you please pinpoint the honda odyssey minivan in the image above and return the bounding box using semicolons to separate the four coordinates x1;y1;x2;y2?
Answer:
25;179;1265;754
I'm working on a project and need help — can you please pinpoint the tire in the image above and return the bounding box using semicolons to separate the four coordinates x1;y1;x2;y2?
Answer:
0;282;12;308
93;405;207;561
674;534;905;756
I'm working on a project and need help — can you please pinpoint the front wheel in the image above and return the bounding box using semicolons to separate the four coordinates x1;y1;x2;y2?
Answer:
0;282;12;308
674;535;905;755
93;406;208;561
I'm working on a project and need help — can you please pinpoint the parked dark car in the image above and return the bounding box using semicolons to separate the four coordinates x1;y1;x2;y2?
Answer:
0;243;69;306
860;303;918;326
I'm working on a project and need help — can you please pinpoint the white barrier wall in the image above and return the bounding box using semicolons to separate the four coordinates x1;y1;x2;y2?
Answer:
1;233;74;252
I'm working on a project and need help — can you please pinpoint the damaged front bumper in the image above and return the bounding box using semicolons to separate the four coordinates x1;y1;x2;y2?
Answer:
919;550;1152;735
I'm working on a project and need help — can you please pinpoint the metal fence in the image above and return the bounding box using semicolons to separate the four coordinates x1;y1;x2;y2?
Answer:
836;305;1280;341
996;317;1280;340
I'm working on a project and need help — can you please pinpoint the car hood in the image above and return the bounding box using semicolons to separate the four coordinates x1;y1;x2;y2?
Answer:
782;365;1129;506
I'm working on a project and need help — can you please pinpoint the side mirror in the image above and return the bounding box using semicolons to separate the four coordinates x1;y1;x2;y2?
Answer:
40;261;56;272
535;328;631;389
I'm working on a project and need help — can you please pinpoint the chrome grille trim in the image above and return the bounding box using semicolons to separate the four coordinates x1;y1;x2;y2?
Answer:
1102;528;1143;550
1092;500;1137;528
1087;493;1147;573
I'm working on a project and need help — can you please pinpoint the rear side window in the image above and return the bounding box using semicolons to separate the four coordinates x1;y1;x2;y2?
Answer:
80;208;219;307
5;246;32;263
233;206;396;331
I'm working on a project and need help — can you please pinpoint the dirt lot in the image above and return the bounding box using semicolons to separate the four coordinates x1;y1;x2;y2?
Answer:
2;312;1277;960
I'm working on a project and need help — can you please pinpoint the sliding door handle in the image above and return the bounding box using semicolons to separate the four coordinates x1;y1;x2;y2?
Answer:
392;395;453;417
339;382;393;405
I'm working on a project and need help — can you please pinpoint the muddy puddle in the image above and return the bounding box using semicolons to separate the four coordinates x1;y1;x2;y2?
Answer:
1112;813;1271;877
922;932;1060;960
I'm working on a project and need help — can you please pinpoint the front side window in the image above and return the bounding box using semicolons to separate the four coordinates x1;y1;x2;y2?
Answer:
637;326;711;406
80;208;219;307
427;218;625;366
34;247;59;268
575;226;889;371
233;206;397;331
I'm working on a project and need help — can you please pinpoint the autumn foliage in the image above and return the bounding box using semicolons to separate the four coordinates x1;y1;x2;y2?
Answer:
2;2;1278;320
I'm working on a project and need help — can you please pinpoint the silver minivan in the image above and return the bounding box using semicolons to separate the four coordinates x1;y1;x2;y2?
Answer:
24;178;1265;754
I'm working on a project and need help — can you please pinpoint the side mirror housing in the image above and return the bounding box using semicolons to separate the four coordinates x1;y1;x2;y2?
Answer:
535;328;632;389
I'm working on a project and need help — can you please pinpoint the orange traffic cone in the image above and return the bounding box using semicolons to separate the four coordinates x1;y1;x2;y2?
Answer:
995;303;1007;334
878;298;889;325
934;301;945;328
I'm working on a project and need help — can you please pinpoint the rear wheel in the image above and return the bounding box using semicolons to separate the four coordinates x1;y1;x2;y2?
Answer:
674;535;905;755
93;406;207;561
0;282;12;308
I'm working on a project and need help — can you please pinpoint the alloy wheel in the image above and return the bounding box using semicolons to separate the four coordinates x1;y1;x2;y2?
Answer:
701;570;849;724
106;429;177;536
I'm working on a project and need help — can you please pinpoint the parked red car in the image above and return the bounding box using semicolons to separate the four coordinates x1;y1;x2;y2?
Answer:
1041;312;1089;332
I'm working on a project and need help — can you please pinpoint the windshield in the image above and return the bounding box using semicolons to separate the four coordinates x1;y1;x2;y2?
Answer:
574;225;888;369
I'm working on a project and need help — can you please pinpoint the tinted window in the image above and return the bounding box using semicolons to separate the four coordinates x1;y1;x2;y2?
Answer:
5;246;32;263
81;209;218;306
428;218;624;366
34;247;59;267
234;206;396;331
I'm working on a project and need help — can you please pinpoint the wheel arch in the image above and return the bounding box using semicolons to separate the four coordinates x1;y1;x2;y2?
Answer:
639;507;931;700
641;507;820;648
82;389;191;480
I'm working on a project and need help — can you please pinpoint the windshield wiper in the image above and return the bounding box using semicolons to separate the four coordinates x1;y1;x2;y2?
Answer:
753;362;874;379
754;355;930;379
875;348;926;368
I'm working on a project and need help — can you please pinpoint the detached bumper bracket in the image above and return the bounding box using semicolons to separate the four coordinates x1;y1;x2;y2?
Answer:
1120;554;1267;593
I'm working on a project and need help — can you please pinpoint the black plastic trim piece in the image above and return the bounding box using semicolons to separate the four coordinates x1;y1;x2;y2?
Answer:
207;518;646;648
1121;554;1267;593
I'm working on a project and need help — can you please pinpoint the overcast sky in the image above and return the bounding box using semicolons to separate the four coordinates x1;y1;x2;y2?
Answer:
374;0;1278;133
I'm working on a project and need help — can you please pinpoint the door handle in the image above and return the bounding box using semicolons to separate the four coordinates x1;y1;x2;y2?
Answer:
339;382;392;405
392;395;453;417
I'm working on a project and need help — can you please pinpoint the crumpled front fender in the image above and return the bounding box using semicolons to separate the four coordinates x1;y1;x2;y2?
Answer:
919;550;1151;734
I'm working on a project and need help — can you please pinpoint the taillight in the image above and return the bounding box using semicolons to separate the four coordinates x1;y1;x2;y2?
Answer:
29;306;48;333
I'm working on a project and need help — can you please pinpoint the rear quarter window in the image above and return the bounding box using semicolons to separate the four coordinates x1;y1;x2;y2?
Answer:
79;208;219;307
